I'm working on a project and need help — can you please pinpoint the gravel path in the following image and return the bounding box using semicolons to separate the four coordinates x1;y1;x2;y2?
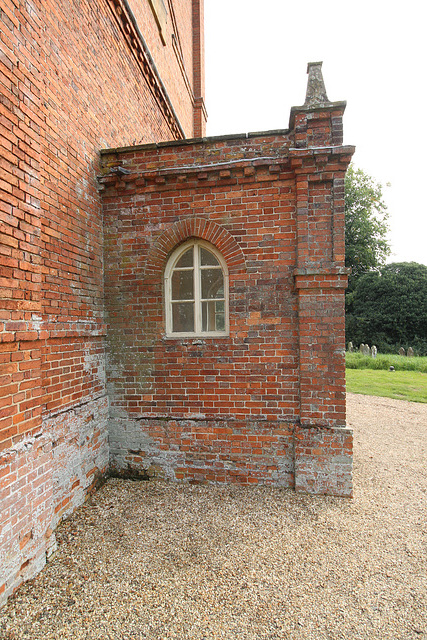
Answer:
1;393;426;640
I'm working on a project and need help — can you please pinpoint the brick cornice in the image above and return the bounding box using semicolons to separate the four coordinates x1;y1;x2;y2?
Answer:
98;155;291;192
105;0;185;140
289;145;355;166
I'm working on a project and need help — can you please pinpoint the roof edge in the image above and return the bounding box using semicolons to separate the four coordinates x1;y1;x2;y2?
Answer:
100;128;291;156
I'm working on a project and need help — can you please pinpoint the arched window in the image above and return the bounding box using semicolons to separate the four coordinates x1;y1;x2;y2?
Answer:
164;239;229;337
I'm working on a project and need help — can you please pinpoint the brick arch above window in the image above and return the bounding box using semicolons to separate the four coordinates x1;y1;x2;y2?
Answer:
144;218;246;282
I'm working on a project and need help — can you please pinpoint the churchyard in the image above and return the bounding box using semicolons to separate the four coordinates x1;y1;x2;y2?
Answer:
346;351;427;403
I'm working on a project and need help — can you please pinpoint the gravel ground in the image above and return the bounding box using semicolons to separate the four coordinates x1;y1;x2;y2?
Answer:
1;393;426;640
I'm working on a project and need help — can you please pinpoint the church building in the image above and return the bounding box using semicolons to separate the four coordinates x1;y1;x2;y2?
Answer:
0;0;353;605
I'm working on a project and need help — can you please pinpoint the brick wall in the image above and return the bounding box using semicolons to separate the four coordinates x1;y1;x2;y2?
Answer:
1;7;352;608
101;88;354;496
1;0;199;604
126;0;206;136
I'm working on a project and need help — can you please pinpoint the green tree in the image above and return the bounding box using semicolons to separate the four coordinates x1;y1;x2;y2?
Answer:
345;165;391;291
346;262;427;355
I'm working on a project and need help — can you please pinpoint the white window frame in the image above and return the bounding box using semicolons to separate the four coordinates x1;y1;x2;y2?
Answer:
164;239;229;338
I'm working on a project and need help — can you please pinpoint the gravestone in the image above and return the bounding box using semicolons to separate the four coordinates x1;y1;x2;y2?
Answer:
407;347;414;357
371;345;377;358
359;343;365;353
363;344;371;356
348;341;353;352
399;347;406;356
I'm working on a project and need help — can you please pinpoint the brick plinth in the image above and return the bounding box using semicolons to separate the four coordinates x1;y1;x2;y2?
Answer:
294;425;353;497
0;396;109;602
109;418;294;486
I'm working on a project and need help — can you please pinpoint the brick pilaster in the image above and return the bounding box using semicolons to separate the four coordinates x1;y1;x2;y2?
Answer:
192;0;207;137
288;62;355;495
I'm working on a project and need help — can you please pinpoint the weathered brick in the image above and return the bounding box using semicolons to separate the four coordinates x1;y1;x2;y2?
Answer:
1;6;353;610
1;0;204;607
104;112;354;496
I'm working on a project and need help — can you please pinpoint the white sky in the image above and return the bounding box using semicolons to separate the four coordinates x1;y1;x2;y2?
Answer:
204;0;427;266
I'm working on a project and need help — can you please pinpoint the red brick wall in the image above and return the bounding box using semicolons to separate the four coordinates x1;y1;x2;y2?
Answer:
0;0;44;453
191;0;206;136
102;135;298;420
126;0;206;136
1;0;198;449
1;0;200;604
1;12;351;606
101;122;354;494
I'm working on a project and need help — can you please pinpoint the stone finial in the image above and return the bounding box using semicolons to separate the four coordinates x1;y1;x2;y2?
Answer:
304;62;329;107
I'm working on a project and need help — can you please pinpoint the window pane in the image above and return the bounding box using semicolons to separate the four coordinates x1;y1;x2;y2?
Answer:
201;268;224;299
171;269;193;300
175;248;193;268
202;300;225;332
200;247;219;266
216;310;225;331
172;302;194;332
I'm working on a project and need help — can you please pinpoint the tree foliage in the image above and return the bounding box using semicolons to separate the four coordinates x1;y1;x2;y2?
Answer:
346;262;427;355
345;165;391;290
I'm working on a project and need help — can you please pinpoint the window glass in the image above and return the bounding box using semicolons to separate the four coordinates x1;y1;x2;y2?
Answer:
200;247;219;266
176;248;193;268
172;302;194;333
201;269;224;299
171;269;194;300
202;300;225;332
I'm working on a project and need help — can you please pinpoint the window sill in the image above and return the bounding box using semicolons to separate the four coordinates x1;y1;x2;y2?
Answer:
163;333;229;341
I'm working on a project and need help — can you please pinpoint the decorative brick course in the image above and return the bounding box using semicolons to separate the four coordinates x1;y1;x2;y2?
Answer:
144;217;246;279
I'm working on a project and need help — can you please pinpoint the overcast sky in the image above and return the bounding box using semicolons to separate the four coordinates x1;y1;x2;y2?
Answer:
204;0;426;266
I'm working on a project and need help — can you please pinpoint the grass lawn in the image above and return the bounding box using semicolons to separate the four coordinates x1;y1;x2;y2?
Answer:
346;369;427;403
